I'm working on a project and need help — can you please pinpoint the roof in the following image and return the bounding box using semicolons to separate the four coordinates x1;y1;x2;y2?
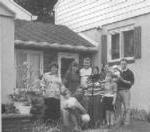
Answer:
0;1;15;16
15;20;97;52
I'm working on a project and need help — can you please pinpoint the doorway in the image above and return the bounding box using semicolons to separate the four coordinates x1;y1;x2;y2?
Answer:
58;52;79;80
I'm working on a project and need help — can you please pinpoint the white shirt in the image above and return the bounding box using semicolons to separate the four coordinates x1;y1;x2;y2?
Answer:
80;67;92;87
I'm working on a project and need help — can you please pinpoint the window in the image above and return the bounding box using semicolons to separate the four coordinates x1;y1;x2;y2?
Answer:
109;28;134;61
15;50;43;89
111;33;120;60
123;30;134;57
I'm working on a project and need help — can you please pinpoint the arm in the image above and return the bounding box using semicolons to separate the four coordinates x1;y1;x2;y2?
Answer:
112;83;117;104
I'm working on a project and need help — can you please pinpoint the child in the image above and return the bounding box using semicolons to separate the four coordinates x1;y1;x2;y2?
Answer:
61;90;90;132
102;71;117;127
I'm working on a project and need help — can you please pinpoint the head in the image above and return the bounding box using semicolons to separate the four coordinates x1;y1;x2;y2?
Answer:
92;66;99;75
71;61;79;73
120;58;128;70
50;63;58;75
83;57;91;69
105;71;113;82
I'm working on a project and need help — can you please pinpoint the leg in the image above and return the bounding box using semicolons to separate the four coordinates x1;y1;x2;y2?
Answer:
119;90;131;125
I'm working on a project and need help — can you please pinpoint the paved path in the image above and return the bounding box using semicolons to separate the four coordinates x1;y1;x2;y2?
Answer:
84;121;150;132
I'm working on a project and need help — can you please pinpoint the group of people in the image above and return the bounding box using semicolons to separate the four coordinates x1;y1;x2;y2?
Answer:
31;57;134;132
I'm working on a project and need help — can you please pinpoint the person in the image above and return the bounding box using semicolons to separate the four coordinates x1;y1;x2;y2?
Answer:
63;61;80;96
61;89;90;132
88;66;103;127
102;71;117;127
41;63;65;122
117;58;134;125
88;66;101;83
99;64;110;81
80;57;92;88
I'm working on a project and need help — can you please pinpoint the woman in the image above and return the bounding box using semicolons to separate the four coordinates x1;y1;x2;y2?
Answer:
63;61;80;96
88;66;102;127
41;63;64;122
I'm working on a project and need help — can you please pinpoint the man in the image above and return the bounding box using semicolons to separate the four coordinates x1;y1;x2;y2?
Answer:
117;58;134;125
80;57;92;88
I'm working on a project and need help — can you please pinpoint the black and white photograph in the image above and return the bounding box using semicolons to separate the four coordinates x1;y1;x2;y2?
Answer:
1;0;150;132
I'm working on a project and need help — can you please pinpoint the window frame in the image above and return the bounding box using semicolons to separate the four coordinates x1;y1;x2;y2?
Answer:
15;49;44;88
108;26;135;63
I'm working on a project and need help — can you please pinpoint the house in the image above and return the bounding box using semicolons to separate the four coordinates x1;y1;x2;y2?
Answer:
55;0;150;112
0;0;96;104
0;0;37;21
0;2;16;103
14;19;96;91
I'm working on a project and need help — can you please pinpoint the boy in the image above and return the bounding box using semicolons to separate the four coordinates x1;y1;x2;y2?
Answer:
61;90;90;132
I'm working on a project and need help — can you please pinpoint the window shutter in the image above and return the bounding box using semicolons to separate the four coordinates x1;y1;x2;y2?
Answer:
101;35;107;65
134;26;142;59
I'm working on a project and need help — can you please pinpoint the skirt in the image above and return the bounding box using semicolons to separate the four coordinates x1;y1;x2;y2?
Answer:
102;97;114;111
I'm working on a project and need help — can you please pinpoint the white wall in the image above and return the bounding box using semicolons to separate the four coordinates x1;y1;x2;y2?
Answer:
55;0;150;32
102;13;150;112
0;0;37;20
0;11;15;103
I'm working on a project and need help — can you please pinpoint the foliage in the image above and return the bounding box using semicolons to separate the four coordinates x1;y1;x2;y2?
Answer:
9;61;43;105
32;120;60;132
14;0;58;23
2;103;19;114
130;108;148;121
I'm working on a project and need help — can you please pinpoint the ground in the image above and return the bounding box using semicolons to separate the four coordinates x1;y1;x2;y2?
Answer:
84;120;150;132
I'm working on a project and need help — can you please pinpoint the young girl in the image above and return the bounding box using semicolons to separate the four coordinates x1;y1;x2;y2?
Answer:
102;71;117;127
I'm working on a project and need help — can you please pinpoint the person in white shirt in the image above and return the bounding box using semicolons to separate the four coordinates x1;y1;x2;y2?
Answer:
80;57;92;88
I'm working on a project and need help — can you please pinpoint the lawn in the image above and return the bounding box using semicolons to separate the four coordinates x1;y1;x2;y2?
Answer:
84;120;150;132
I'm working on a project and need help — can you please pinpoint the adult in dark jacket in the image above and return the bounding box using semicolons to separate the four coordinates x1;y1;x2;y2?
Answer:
117;58;134;125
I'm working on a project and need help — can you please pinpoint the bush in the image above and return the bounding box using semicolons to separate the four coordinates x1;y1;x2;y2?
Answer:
130;108;149;122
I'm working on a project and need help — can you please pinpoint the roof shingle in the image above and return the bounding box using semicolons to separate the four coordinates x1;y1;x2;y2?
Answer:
15;20;95;49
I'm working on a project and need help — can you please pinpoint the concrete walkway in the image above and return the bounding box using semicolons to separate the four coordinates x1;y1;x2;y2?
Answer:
84;121;150;132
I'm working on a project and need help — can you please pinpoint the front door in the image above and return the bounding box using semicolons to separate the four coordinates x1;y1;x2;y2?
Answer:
58;52;79;80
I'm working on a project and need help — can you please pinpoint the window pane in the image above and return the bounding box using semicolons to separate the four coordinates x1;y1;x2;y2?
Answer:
111;33;120;60
123;30;134;57
16;50;27;88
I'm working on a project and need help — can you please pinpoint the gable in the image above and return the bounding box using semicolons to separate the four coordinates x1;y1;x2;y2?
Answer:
0;2;15;17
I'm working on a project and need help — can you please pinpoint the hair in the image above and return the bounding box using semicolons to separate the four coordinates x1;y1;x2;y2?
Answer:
101;64;109;72
66;61;79;75
92;66;99;73
49;63;58;70
83;57;91;63
120;58;128;63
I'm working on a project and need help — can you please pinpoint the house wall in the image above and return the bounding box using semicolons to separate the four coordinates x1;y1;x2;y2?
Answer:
81;28;102;69
0;0;37;20
101;13;150;112
0;15;15;103
55;0;150;32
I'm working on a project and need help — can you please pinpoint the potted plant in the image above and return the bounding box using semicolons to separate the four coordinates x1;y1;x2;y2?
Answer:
9;62;34;114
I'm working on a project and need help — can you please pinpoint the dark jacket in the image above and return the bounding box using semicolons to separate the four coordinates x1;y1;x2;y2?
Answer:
117;69;134;90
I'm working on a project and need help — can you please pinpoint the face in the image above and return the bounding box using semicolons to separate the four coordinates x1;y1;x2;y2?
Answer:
50;66;58;74
93;68;98;75
105;73;112;81
120;60;127;70
104;64;109;72
83;60;91;69
72;64;79;72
